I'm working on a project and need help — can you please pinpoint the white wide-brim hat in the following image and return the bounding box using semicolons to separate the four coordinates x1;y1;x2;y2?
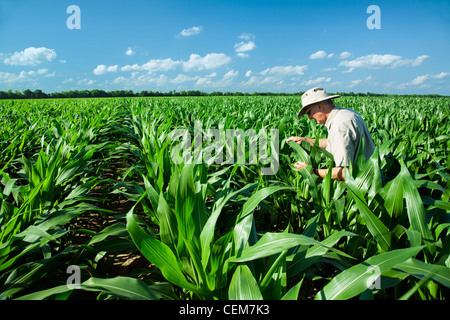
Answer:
297;87;341;118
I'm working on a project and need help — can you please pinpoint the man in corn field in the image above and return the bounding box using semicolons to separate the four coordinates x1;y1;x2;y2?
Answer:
286;87;375;181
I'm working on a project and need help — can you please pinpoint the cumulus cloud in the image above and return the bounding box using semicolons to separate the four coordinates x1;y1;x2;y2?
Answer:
182;53;231;71
260;65;308;76
93;64;118;75
236;53;249;58
339;51;352;59
238;33;254;41
241;65;307;91
112;70;236;89
4;47;56;66
410;72;449;85
78;78;96;86
234;41;256;53
309;50;328;60
195;70;237;88
234;33;256;58
302;77;332;86
125;47;135;56
121;58;181;73
178;26;203;37
120;53;231;74
349;76;373;88
339;54;430;72
0;68;51;85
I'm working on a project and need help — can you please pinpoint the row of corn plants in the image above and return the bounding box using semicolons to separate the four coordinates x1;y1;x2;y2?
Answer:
0;95;449;300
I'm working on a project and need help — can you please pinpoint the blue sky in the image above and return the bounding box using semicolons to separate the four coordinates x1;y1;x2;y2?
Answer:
0;0;449;94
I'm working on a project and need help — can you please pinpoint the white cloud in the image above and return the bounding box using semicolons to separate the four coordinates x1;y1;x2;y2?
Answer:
171;74;200;84
223;69;238;80
4;47;56;66
349;76;373;88
78;78;96;86
125;47;135;56
411;55;430;67
302;77;332;86
234;41;256;53
195;70;238;88
112;70;236;89
0;68;51;85
234;33;256;58
339;51;352;59
93;64;118;75
120;53;231;74
260;65;308;76
0;71;24;84
309;50;328;60
236;53;249;58
241;65;307;90
410;72;449;85
182;53;231;71
339;54;430;72
121;58;181;73
178;26;203;37
238;33;255;41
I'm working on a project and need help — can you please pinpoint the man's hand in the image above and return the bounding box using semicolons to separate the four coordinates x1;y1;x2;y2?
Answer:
286;136;309;145
294;161;309;171
286;136;328;148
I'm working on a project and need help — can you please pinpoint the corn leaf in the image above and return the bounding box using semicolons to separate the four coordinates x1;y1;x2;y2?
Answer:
345;169;391;252
399;162;434;242
230;232;322;263
395;258;450;288
316;246;423;300
228;264;263;300
126;207;202;294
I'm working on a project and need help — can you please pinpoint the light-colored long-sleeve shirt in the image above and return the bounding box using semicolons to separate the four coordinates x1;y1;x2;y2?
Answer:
325;106;375;167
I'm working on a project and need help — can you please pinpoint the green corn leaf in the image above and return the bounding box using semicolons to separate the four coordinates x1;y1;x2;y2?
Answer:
126;207;202;294
88;222;128;246
156;191;178;249
80;276;161;300
230;232;322;263
13;284;72;300
15;276;176;300
316;246;423;300
345;169;391;252
395;258;450;288
382;174;405;219
237;185;293;224
288;140;310;164
399;162;434;242
233;185;293;256
228;264;263;300
281;276;304;300
287;230;356;276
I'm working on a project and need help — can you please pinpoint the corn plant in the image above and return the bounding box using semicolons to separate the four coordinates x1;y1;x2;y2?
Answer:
1;95;449;300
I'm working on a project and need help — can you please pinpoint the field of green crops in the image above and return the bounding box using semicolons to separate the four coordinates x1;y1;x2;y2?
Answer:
0;95;449;300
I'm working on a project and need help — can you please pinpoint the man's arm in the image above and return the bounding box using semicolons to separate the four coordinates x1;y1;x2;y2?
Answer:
286;136;327;148
294;161;346;181
314;167;345;181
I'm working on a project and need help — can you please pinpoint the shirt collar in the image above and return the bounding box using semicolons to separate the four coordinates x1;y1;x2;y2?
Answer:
325;105;341;129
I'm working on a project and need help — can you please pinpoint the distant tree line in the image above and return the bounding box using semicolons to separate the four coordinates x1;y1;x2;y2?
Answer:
0;89;446;99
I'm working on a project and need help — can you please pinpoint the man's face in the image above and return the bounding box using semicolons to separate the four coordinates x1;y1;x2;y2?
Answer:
306;103;327;124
